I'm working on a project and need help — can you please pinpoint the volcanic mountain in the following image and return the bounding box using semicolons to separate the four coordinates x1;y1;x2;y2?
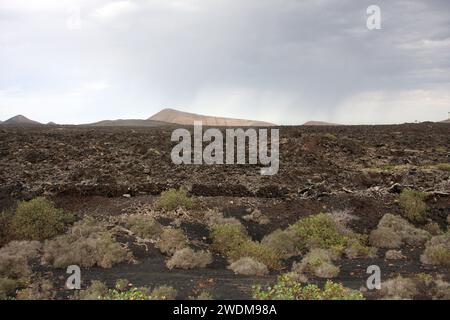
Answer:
148;108;275;126
87;119;170;127
2;115;41;125
302;120;341;126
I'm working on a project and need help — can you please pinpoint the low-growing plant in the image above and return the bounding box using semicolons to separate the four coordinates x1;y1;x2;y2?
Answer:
253;273;364;300
150;285;177;300
78;281;109;300
369;214;430;249
436;163;450;172
344;239;377;259
420;232;450;266
0;209;14;246
15;278;54;300
423;222;443;236
288;213;365;252
204;209;241;227
156;228;188;255
155;189;194;211
42;217;130;268
228;257;269;276
378;275;418;300
385;250;405;260
261;229;300;259
166;248;212;269
398;189;428;222
10;197;75;241
0;278;19;299
292;249;340;278
210;223;281;269
126;215;163;239
0;241;42;279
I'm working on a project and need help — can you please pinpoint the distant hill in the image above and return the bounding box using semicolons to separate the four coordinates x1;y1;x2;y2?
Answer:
87;119;170;127
149;108;275;126
303;120;341;126
440;119;450;123
2;115;41;125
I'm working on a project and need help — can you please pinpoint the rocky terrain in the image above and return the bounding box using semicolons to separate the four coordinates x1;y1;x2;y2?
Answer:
0;122;449;300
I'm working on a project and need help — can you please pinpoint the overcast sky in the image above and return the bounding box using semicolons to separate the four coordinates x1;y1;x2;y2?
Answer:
1;0;449;124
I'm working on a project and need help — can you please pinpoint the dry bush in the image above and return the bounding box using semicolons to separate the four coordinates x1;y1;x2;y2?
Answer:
420;233;450;266
344;239;377;259
10;197;75;241
210;223;281;269
155;189;194;211
126;215;163;239
78;280;109;300
204;209;241;227
151;285;177;300
210;223;248;255
292;248;340;278
326;209;358;233
423;222;443;236
369;227;402;249
166;248;212;269
0;241;42;278
0;278;19;299
243;209;270;225
156;228;187;255
189;291;213;300
15;278;54;300
385;250;405;260
370;214;430;248
0;209;14;246
42;217;130;268
228;257;269;276
398;189;428;222
379;276;418;299
261;229;300;259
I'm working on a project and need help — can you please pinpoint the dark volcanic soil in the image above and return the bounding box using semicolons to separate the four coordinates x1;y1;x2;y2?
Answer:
0;123;449;299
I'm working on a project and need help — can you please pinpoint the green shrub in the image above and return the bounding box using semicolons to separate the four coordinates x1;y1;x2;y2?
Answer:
126;215;163;239
253;273;364;300
42;217;130;268
436;163;450;172
210;223;248;256
398;189;428;222
288;213;363;252
155;189;194;211
103;287;153;300
210;224;281;269
10;197;75;241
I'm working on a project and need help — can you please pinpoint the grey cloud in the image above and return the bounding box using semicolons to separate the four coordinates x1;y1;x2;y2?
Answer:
0;0;449;124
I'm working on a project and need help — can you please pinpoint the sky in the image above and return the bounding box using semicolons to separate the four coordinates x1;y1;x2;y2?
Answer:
0;0;449;125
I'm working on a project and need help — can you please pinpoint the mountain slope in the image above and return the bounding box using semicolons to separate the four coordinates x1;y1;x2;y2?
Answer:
87;119;170;127
148;108;275;126
303;120;341;126
3;115;41;125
